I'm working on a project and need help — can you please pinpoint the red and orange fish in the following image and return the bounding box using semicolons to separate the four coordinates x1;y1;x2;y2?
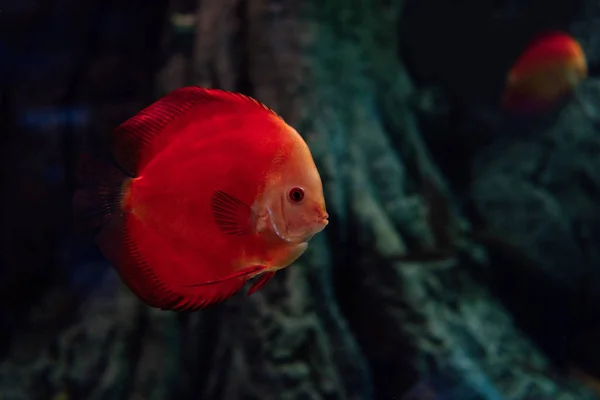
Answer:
501;31;587;113
74;87;329;311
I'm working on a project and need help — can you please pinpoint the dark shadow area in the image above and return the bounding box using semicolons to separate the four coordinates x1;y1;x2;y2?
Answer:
0;0;169;358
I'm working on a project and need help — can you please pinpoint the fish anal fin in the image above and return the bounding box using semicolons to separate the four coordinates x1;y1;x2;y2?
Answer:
112;86;280;176
182;264;267;288
211;190;255;235
247;271;275;296
169;278;247;312
172;266;268;311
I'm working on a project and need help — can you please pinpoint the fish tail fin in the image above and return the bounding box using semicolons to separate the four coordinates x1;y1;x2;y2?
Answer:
72;154;130;232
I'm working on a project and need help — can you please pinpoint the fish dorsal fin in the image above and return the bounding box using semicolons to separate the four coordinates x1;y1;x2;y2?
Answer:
112;86;281;176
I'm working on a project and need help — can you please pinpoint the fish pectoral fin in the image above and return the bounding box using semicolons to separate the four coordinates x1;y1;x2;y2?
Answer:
211;190;255;235
247;271;276;296
182;265;268;287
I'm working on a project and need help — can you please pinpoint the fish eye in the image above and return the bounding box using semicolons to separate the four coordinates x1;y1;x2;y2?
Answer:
288;187;304;203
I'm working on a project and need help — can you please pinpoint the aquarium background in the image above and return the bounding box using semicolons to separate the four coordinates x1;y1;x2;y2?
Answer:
2;0;600;399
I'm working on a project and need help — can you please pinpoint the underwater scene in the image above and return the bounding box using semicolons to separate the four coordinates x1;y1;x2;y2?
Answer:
3;0;600;399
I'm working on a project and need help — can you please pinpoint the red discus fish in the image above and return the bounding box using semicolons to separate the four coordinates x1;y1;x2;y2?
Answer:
74;87;329;311
501;31;587;113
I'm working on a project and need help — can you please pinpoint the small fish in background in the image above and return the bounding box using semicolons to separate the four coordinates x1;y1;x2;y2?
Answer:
501;31;587;114
73;87;329;312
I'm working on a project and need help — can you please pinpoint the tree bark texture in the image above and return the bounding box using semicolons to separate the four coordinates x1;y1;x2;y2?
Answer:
1;0;600;399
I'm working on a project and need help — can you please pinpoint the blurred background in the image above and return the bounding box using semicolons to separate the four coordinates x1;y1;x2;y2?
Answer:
2;0;600;399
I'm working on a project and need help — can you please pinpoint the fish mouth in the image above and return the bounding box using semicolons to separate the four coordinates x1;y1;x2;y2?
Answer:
318;213;329;226
267;198;329;243
313;212;329;231
293;219;328;243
